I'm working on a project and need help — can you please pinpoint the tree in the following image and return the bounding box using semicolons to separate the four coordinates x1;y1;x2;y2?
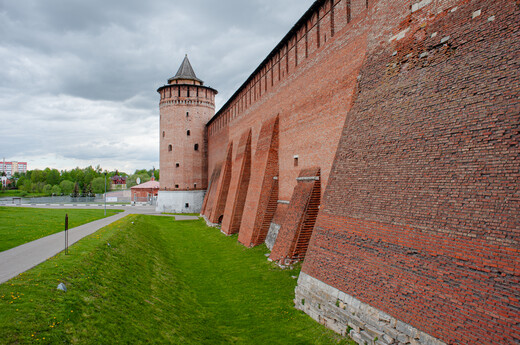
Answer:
91;177;106;194
60;170;72;183
43;184;52;195
83;183;94;197
51;185;61;195
127;172;150;188
23;180;32;192
32;182;45;193
60;180;74;195
72;182;80;197
16;176;26;189
31;170;44;184
45;169;60;186
84;166;97;186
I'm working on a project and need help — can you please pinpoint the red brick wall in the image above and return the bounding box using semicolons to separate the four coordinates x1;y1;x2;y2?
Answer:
302;0;520;343
159;84;216;191
221;129;252;235
199;1;519;342
270;168;321;262
238;116;279;247
209;143;233;224
200;164;221;217
204;0;370;241
131;188;158;201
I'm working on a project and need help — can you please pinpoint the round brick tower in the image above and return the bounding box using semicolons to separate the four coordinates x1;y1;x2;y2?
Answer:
156;55;218;213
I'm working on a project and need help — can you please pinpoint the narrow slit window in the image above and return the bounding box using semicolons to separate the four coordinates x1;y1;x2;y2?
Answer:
168;144;173;152
186;112;189;117
187;130;190;136
176;163;180;168
194;143;199;151
294;155;299;167
162;131;165;138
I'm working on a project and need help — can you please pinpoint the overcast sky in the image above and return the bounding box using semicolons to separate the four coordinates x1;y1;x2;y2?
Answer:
0;0;315;174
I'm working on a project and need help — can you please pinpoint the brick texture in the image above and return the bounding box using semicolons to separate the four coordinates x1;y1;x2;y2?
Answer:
238;116;279;247
200;164;221;217
221;129;252;235
204;0;368;223
270;168;321;262
194;0;518;343
302;0;520;344
158;82;216;191
209;143;233;224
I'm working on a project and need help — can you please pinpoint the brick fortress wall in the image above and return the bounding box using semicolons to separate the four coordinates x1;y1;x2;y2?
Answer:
198;0;519;344
298;0;519;344
203;0;370;246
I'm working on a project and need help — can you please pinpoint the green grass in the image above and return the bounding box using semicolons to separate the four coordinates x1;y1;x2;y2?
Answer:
0;215;354;345
0;190;47;198
0;207;123;252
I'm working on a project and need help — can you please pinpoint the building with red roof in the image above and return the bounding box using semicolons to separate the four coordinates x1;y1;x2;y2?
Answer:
131;179;160;204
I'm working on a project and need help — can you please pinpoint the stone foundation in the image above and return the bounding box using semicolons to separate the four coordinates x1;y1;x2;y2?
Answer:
265;222;281;250
156;190;205;213
295;273;445;345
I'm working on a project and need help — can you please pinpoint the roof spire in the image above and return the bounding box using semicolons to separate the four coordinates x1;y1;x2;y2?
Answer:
168;55;203;84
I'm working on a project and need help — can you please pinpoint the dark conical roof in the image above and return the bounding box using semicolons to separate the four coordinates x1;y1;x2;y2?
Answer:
168;55;203;84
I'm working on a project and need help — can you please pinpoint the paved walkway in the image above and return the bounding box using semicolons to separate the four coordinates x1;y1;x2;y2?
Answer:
0;206;199;284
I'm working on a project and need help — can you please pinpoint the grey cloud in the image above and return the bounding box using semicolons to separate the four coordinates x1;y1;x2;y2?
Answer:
0;0;315;171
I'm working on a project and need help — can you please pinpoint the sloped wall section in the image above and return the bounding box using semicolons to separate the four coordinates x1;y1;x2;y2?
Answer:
238;116;279;247
221;129;252;235
269;168;321;262
209;143;233;224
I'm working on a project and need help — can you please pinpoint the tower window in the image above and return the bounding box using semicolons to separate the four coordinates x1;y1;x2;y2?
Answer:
194;143;199;151
168;144;173;152
186;112;189;117
162;131;165;138
185;203;189;208
187;130;190;136
176;163;180;168
175;184;179;189
187;87;190;97
194;183;197;188
294;155;299;167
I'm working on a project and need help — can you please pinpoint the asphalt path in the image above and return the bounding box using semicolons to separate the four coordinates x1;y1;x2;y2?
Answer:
0;205;199;284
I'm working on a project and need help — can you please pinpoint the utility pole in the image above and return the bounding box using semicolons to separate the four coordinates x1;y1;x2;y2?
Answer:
104;171;107;216
64;214;69;254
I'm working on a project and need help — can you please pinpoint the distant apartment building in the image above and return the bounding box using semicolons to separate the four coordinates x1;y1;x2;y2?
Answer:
1;160;27;177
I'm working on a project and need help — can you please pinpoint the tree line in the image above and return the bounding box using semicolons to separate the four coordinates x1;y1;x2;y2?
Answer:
4;166;159;196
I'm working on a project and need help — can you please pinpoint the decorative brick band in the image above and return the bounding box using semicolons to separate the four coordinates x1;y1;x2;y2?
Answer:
295;272;445;345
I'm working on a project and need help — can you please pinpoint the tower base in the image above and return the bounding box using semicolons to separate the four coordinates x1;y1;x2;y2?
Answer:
156;190;206;213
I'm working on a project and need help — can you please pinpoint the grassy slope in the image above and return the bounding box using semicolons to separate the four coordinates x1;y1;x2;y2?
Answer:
0;207;123;252
0;215;353;345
